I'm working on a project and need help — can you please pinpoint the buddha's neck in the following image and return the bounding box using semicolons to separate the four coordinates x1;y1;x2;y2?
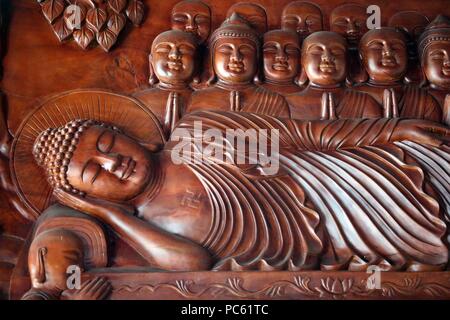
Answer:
264;77;295;86
367;78;403;87
216;79;253;91
131;154;164;209
158;81;190;91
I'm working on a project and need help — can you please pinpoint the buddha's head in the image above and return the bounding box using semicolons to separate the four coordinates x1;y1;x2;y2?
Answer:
389;11;430;60
149;30;198;86
263;29;301;84
208;13;260;85
281;1;323;40
171;0;211;44
226;2;268;35
389;11;429;43
419;15;450;89
29;229;84;291
359;28;408;84
33;120;152;202
301;31;347;87
330;3;368;48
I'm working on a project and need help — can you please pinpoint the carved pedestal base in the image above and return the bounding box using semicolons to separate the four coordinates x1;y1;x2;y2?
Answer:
38;270;450;300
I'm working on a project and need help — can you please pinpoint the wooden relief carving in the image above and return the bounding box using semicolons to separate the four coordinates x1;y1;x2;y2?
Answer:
261;29;302;95
187;13;290;117
389;11;430;84
1;0;450;301
281;1;323;40
171;0;211;45
226;2;268;35
419;14;450;123
36;0;145;51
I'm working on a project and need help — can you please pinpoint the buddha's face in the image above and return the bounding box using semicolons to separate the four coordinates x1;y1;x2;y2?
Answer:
226;3;268;34
330;4;368;47
29;230;84;290
213;37;257;84
151;31;197;84
171;0;211;44
67;126;152;202
423;41;450;89
360;29;407;83
281;2;323;40
263;30;300;82
302;32;347;86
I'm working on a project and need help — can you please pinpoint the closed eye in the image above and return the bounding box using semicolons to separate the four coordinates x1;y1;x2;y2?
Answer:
97;130;115;153
155;45;171;54
195;15;210;24
81;161;101;184
172;14;188;23
263;44;278;53
218;44;233;54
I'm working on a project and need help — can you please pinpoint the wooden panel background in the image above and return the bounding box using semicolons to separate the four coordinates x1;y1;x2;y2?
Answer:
2;0;450;135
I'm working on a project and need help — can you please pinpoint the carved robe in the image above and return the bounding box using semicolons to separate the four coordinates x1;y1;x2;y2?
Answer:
186;85;291;118
355;83;443;122
169;111;449;271
133;87;192;139
428;88;449;111
286;86;383;120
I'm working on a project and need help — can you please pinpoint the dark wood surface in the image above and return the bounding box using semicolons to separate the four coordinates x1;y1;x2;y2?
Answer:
0;0;450;300
3;0;450;134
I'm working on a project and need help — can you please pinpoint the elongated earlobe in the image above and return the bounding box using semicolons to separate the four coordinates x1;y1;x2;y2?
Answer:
36;247;47;284
297;67;309;87
419;63;428;87
148;54;158;86
254;74;262;84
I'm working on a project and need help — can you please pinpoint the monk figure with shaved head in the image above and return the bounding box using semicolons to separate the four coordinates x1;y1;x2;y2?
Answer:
355;27;442;122
286;31;382;120
134;30;199;139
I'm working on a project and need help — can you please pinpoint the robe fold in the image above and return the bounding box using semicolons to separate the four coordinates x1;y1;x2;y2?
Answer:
170;111;449;271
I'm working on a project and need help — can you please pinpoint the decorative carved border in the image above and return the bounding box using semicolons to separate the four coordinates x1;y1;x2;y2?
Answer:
83;271;450;300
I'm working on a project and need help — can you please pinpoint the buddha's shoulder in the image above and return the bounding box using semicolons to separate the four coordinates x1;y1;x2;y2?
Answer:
133;87;169;105
189;87;229;109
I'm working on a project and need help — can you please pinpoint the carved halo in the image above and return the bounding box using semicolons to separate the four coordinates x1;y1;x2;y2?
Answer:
10;90;165;220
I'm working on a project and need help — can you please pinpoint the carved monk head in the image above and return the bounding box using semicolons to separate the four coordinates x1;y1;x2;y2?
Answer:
33;120;152;202
208;13;260;85
149;30;198;86
359;28;408;84
171;0;211;44
263;29;301;84
301;31;347;86
281;1;323;40
226;2;268;35
330;3;368;47
29;229;84;291
419;15;450;89
389;11;430;61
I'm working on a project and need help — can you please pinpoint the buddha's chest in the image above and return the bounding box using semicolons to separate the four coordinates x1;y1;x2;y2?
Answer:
137;164;212;244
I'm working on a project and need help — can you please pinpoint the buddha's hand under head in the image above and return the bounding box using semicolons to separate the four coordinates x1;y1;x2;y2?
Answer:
390;119;450;147
61;277;112;300
53;188;134;221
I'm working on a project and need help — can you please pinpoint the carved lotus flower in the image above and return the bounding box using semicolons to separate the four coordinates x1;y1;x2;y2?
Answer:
320;277;354;297
37;0;145;51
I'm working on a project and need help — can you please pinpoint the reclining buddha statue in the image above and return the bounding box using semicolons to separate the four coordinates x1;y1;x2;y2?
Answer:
16;90;450;291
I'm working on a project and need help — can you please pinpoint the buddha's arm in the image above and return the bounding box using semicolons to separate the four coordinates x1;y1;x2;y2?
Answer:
178;111;450;152
284;118;450;151
54;189;213;271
